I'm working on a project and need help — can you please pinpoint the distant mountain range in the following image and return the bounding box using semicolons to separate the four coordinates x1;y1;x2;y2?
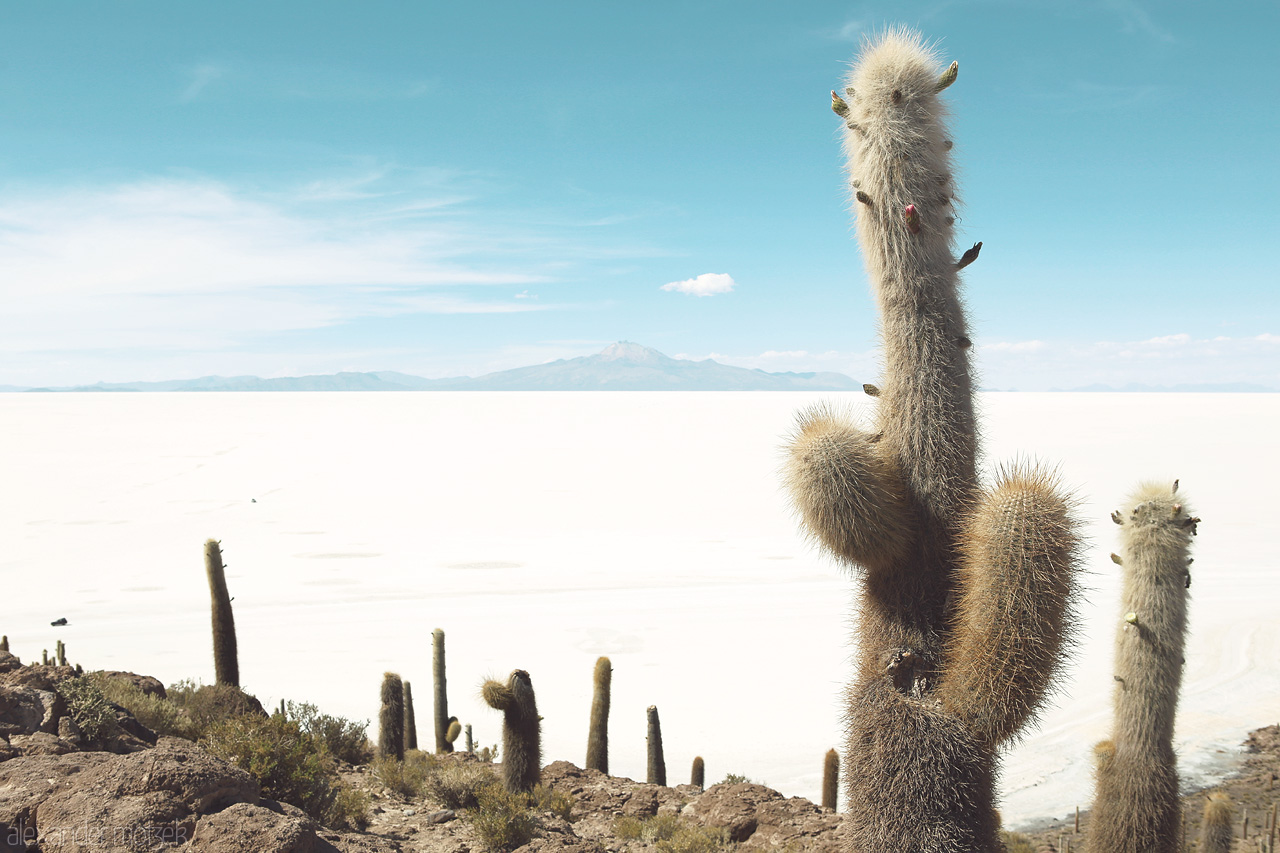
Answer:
8;342;865;392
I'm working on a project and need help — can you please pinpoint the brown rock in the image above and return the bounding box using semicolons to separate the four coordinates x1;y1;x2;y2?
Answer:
190;802;318;852
8;731;78;757
0;685;54;738
98;671;167;699
2;664;76;691
0;653;21;675
687;782;843;852
0;737;259;851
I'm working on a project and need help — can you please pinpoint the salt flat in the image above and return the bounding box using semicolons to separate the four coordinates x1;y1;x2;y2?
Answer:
0;391;1275;829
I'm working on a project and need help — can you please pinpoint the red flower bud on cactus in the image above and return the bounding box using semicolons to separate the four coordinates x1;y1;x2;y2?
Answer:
904;204;921;234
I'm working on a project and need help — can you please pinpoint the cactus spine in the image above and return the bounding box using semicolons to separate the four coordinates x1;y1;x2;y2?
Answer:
646;705;666;786
432;628;449;753
379;672;405;761
204;539;239;687
586;656;611;774
1199;793;1234;853
404;680;418;751
783;31;1081;852
1088;481;1198;853
482;669;542;792
822;748;839;811
691;756;705;790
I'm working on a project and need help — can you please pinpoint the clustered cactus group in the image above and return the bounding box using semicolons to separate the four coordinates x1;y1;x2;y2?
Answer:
158;28;1211;849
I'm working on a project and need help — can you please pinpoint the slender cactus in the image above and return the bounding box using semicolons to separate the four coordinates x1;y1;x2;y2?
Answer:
404;680;418;751
465;723;474;753
432;628;449;753
646;705;666;786
379;672;405;761
1089;481;1198;853
691;756;705;790
56;640;66;667
783;30;1081;851
482;669;542;792
822;748;839;811
0;636;7;652
586;656;612;773
204;539;239;687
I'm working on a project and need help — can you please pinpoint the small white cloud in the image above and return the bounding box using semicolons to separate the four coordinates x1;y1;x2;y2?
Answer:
660;273;735;297
515;290;537;299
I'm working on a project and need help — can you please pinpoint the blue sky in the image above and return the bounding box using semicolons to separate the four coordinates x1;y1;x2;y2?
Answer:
1;1;1276;389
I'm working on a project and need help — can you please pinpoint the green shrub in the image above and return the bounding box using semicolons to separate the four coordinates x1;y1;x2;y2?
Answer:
91;674;198;740
326;784;372;831
286;700;371;765
424;760;497;810
720;773;753;785
201;712;366;828
612;814;727;853
1000;831;1035;853
168;679;264;729
372;750;439;798
529;784;574;822
470;783;538;852
56;676;119;742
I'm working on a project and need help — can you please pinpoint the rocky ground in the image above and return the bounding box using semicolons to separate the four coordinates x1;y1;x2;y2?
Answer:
1;649;1275;852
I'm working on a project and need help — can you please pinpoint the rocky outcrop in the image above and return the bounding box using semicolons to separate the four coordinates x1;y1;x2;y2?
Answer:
686;782;843;853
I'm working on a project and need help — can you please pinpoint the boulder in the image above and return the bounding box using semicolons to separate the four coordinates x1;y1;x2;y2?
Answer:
686;782;843;853
0;653;21;676
98;671;167;699
188;802;318;852
0;737;259;852
0;684;60;738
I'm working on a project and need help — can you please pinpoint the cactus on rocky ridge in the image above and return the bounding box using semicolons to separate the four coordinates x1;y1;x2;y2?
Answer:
482;669;542;792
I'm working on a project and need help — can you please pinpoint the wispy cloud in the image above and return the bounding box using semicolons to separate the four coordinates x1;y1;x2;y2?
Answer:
1099;0;1175;43
180;63;226;102
976;333;1280;389
176;59;435;104
0;177;560;369
660;273;736;297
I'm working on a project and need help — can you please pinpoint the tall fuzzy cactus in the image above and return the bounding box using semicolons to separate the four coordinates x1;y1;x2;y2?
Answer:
691;756;705;790
646;705;666;786
204;539;239;687
379;672;406;761
432;628;449;753
783;30;1081;851
403;680;418;751
586;656;611;773
1088;481;1198;853
482;669;542;793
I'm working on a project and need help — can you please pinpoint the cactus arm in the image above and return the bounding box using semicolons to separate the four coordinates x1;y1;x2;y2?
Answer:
482;679;514;711
936;464;1079;748
783;403;915;572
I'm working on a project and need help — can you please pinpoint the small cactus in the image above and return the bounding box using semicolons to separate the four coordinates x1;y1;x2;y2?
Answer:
465;723;474;753
1199;793;1233;853
1088;481;1198;853
56;640;67;667
204;539;239;687
822;748;839;810
0;635;7;652
379;672;405;761
691;756;705;790
404;680;418;751
586;656;611;774
482;670;541;792
646;705;666;786
433;628;449;753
